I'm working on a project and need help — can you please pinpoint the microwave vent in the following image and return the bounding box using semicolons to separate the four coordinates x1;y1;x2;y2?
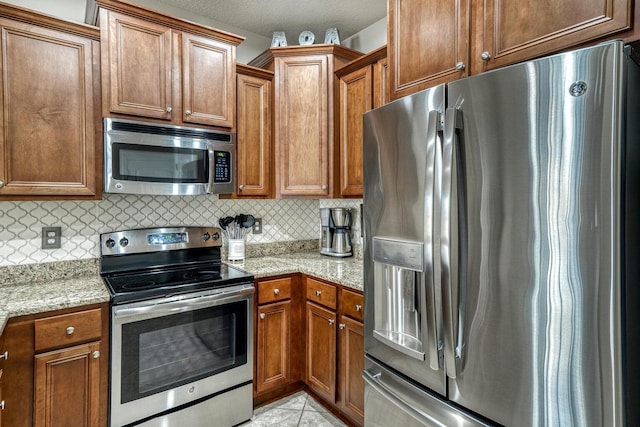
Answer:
109;120;232;142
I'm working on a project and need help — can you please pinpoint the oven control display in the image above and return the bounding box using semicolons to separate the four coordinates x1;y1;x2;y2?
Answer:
147;232;188;245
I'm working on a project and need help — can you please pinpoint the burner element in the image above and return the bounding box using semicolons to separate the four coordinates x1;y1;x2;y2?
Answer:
121;280;157;291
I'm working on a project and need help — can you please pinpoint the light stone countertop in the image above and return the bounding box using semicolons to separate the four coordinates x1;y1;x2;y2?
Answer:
0;252;363;336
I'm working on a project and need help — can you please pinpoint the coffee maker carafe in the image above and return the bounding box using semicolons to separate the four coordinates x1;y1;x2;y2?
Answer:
320;207;353;257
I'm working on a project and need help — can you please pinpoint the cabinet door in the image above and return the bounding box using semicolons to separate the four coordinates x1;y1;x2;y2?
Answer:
0;369;3;427
0;20;99;197
34;341;101;427
104;10;173;119
475;0;632;72
236;71;272;197
388;0;469;100
338;315;364;426
182;33;234;128
256;301;291;394
339;66;371;197
306;301;336;402
275;55;331;197
373;57;389;108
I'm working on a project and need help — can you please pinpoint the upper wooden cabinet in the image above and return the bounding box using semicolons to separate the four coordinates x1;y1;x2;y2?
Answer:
389;0;634;100
95;0;243;129
475;0;633;73
336;46;387;197
0;4;101;200
235;64;273;198
249;45;362;198
389;0;469;99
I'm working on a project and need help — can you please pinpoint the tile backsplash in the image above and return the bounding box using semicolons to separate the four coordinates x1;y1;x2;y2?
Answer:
0;194;362;267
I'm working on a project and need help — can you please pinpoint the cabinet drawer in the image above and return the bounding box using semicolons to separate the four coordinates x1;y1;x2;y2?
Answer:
306;278;337;310
341;289;364;321
34;308;102;352
258;277;292;304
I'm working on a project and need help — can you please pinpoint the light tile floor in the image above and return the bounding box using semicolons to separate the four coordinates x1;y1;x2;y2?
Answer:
240;391;347;427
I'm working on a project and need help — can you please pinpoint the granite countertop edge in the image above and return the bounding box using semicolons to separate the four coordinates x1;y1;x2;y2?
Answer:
0;252;363;336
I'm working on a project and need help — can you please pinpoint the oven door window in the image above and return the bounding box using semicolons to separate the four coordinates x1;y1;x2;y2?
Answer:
120;300;247;403
113;143;208;183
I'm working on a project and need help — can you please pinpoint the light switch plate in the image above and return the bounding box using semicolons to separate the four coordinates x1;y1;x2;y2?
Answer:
42;227;62;249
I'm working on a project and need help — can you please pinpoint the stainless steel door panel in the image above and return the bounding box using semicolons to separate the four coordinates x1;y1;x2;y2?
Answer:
363;87;446;393
446;41;625;426
363;356;490;427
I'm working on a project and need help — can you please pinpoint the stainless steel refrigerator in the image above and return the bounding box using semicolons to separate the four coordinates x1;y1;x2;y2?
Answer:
362;40;640;426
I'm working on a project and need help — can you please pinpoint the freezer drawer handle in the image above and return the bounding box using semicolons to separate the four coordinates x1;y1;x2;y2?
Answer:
363;368;432;423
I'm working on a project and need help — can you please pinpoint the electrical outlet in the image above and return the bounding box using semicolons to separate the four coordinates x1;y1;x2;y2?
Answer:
42;227;62;249
253;218;262;234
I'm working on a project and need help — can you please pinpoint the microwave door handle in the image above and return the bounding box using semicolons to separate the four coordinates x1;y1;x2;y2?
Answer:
425;110;442;371
442;107;462;379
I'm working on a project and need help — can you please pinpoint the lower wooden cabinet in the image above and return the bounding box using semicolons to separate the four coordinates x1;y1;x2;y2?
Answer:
0;368;4;427
256;300;291;393
0;303;108;427
337;315;364;425
305;301;337;402
34;342;102;427
254;274;364;426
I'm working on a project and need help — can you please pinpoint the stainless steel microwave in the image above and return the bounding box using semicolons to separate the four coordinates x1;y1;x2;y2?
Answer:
104;118;234;195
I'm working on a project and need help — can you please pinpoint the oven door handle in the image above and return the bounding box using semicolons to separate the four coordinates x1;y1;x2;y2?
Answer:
113;284;254;321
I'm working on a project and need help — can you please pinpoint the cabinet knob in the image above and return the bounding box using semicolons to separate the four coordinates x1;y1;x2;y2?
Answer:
1;400;5;410
260;313;266;319
92;351;100;359
0;180;4;188
274;288;280;295
315;290;322;296
239;185;245;190
321;185;327;190
455;62;466;71
185;110;192;116
328;319;335;325
66;326;75;335
481;51;492;61
166;107;173;113
0;350;7;360
339;323;345;330
355;304;362;312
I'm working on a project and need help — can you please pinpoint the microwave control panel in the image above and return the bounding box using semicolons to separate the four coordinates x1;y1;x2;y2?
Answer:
213;150;231;183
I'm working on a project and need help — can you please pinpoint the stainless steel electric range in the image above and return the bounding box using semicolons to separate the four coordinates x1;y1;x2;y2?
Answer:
100;226;254;427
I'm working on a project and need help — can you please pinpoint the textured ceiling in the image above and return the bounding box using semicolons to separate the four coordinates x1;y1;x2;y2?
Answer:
155;0;387;42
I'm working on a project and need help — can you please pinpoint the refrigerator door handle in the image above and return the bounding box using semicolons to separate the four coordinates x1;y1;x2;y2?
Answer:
441;107;462;379
425;109;442;371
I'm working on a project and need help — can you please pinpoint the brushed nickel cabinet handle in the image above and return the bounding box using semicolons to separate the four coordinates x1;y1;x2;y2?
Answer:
166;107;173;113
339;323;345;330
321;185;327;190
0;180;4;188
356;304;362;312
0;350;7;360
328;319;335;325
239;185;245;190
66;326;75;335
1;400;5;410
185;110;192;115
455;62;465;70
260;313;266;319
315;290;322;296
481;51;492;61
92;351;100;359
274;288;280;295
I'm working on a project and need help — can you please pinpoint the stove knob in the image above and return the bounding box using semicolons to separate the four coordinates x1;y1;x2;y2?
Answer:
212;232;220;241
119;237;129;247
202;232;210;241
105;238;116;248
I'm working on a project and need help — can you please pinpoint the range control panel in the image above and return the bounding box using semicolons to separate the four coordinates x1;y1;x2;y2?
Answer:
100;226;222;256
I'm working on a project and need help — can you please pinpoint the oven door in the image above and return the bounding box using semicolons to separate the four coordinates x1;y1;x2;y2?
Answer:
110;283;254;427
